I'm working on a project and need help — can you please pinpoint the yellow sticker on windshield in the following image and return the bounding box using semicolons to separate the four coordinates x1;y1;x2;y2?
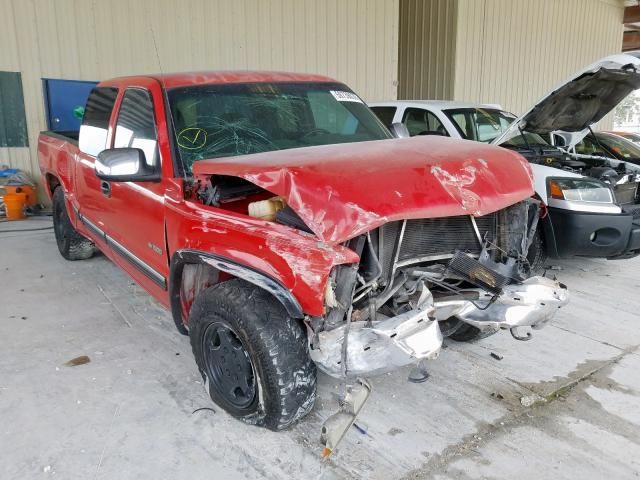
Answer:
177;127;207;150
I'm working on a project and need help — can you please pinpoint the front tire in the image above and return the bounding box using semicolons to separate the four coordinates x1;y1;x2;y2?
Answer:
439;318;499;342
52;187;95;261
526;227;547;274
189;279;316;430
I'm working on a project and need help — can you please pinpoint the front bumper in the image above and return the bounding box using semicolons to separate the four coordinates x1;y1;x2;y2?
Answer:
433;276;569;331
310;276;568;378
546;207;640;259
310;304;443;378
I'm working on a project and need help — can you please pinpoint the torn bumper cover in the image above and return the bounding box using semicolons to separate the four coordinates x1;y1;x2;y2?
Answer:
310;299;443;378
310;276;568;378
434;276;569;330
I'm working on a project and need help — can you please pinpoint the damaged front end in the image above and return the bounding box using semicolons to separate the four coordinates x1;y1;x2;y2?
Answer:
310;199;569;378
190;138;569;377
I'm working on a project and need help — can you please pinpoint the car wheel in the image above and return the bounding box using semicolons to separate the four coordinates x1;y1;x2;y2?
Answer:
439;318;499;342
52;187;95;261
526;227;547;274
189;279;317;430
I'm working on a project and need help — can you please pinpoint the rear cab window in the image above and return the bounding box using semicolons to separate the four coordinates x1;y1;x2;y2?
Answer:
78;87;118;156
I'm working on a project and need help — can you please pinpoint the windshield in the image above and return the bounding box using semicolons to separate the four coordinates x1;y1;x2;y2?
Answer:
167;82;391;172
615;132;640;143
595;133;640;159
443;108;516;143
500;132;551;148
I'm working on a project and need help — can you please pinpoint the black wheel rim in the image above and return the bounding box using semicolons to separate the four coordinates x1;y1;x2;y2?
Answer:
202;322;256;409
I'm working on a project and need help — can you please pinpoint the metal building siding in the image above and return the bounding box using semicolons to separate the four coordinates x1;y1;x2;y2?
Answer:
0;0;399;186
397;0;457;100
453;0;625;118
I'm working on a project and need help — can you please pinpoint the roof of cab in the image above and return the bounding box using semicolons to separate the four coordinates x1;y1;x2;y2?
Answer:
369;100;504;111
100;71;338;89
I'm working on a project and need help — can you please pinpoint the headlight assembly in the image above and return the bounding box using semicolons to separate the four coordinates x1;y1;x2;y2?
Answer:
547;177;621;214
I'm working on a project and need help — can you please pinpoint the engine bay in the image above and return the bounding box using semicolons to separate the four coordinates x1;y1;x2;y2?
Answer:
504;143;640;207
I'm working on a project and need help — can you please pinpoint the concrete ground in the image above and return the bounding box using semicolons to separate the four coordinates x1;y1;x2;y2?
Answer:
1;217;639;479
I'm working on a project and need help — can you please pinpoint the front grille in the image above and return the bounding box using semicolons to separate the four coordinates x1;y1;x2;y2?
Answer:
398;214;496;262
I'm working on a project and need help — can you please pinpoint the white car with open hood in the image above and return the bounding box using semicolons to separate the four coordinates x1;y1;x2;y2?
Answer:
371;53;640;263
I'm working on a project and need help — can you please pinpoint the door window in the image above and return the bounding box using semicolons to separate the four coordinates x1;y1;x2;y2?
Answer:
370;106;397;128
402;108;448;136
444;108;515;143
113;88;159;167
78;87;118;156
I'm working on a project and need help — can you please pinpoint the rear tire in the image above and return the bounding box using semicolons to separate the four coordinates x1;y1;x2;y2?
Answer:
52;187;95;261
189;279;316;430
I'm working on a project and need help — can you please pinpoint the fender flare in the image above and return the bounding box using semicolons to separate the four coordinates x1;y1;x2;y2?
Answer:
168;249;305;334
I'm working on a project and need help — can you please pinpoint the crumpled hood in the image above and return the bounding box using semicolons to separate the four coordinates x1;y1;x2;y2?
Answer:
493;53;640;147
193;136;534;245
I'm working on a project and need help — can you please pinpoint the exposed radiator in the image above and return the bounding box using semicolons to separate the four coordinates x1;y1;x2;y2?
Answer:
377;213;498;276
398;215;496;262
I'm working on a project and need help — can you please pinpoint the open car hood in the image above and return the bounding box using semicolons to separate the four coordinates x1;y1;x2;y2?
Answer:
493;52;640;147
192;136;534;245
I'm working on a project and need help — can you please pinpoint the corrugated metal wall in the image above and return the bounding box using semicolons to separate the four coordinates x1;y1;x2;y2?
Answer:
453;0;625;119
0;0;399;189
397;0;457;100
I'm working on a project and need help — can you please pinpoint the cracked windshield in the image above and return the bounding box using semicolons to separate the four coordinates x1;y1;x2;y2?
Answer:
168;82;391;172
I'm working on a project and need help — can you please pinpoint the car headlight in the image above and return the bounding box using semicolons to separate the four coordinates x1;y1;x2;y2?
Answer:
547;177;621;214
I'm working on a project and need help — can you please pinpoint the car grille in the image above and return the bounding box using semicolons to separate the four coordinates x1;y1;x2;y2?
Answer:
377;213;498;276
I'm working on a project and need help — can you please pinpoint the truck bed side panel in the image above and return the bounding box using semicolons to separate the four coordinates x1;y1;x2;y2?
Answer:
38;132;80;201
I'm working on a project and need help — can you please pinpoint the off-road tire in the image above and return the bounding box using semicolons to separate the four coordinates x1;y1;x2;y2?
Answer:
52;187;95;261
447;322;499;342
526;227;547;275
189;279;316;430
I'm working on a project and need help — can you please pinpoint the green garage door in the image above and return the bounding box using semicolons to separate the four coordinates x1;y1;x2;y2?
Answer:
0;71;29;147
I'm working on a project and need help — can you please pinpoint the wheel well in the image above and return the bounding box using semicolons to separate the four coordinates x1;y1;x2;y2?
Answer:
179;262;231;326
169;250;304;335
46;173;61;196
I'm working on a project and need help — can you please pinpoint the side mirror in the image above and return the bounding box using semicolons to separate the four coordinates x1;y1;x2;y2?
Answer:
390;122;410;139
95;148;160;182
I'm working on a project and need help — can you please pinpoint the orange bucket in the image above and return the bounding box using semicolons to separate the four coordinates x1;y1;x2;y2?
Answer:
4;185;36;206
3;192;27;220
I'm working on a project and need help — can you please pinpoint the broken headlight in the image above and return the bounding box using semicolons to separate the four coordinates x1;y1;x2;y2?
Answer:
547;177;621;213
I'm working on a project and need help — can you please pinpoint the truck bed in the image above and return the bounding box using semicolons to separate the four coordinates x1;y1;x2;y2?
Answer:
38;130;82;202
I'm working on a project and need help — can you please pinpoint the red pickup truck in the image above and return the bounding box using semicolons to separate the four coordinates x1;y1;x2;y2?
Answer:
39;72;568;432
